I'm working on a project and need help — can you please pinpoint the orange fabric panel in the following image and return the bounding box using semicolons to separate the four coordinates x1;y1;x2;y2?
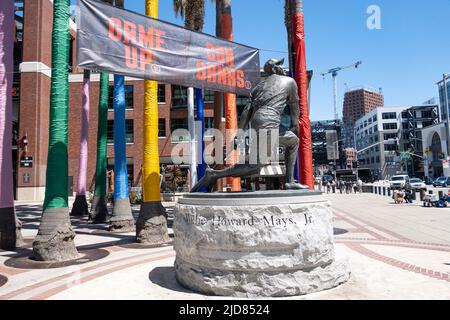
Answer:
222;12;241;191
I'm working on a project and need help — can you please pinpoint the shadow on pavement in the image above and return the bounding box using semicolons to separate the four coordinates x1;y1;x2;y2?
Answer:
148;267;201;296
333;228;348;235
0;274;7;288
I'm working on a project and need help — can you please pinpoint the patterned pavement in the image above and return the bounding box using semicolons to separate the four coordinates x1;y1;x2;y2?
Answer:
0;194;449;300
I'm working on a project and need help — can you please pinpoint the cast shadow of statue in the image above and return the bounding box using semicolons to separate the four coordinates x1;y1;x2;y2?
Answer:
148;267;203;295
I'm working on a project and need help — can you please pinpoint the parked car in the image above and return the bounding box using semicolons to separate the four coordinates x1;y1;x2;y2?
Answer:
423;176;434;185
389;175;410;190
432;176;450;188
322;174;334;183
409;178;427;191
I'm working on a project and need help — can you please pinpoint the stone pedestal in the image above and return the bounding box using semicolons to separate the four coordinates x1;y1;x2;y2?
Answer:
173;190;350;297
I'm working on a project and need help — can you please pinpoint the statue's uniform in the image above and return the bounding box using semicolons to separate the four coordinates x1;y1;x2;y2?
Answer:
248;74;299;167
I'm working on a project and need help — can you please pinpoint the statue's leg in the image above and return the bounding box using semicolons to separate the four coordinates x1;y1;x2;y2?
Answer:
279;131;308;190
279;131;299;184
191;164;263;193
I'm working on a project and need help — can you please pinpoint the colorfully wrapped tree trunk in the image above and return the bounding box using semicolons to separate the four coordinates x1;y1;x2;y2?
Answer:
110;73;135;231
292;0;314;189
136;0;170;244
285;0;300;182
222;0;241;191
0;0;23;250
71;69;90;216
32;0;79;261
213;0;224;192
89;72;109;223
173;0;205;190
109;0;135;232
196;88;206;191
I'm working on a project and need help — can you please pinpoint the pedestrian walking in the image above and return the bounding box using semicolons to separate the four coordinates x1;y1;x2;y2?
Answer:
357;178;363;193
339;179;344;194
331;180;336;193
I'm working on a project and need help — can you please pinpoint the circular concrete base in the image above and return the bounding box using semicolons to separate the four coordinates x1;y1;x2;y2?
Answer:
4;248;110;269
173;190;350;297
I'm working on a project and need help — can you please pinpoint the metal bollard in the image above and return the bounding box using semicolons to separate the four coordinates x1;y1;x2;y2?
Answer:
387;187;391;197
374;186;378;194
378;186;382;195
383;187;386;196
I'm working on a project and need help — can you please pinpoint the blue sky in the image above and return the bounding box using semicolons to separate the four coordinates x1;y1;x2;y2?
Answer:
74;0;450;121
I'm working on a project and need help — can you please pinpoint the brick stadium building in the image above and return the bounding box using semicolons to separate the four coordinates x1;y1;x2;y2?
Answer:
341;87;384;148
13;0;252;200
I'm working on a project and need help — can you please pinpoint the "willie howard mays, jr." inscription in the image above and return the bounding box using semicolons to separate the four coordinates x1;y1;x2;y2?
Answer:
184;212;314;229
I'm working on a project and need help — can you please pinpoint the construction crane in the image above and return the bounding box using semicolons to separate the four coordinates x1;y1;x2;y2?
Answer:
320;61;362;121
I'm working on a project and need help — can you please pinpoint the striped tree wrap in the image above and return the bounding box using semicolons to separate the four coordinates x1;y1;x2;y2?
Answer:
43;0;71;210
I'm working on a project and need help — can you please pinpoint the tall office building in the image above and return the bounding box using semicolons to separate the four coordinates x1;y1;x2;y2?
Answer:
438;77;450;122
342;87;384;148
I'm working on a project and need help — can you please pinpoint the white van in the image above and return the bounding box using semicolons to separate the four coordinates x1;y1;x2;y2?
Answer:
389;175;410;189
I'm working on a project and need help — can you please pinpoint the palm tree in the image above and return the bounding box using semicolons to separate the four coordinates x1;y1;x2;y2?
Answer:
71;69;90;217
221;0;241;191
173;0;205;191
89;0;114;224
0;0;23;250
291;0;314;189
136;0;170;244
284;0;294;74
32;0;78;261
109;0;135;232
89;72;110;223
213;0;224;192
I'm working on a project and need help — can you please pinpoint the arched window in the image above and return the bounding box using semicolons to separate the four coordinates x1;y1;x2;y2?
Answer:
431;132;442;161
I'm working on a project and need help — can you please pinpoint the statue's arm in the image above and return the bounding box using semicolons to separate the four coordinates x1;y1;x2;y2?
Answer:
289;81;300;136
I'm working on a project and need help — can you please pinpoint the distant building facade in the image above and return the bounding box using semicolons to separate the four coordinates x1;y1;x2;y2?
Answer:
310;120;343;173
342;87;384;148
355;104;439;180
438;77;450;122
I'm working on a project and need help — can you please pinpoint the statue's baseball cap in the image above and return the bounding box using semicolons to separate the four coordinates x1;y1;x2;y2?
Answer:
264;58;285;74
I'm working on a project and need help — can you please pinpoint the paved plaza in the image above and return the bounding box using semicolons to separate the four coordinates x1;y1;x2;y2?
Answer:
0;192;449;300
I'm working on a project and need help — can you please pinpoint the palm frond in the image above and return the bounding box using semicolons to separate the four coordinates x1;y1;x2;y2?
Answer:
173;0;186;18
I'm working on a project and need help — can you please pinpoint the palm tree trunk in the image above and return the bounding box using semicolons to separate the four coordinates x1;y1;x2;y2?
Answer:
109;0;135;232
71;69;90;216
292;0;314;189
89;0;113;223
89;72;109;223
0;0;23;250
213;0;224;191
196;90;206;187
285;0;300;182
187;87;197;189
110;73;135;231
32;0;78;261
222;0;241;191
136;0;170;244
